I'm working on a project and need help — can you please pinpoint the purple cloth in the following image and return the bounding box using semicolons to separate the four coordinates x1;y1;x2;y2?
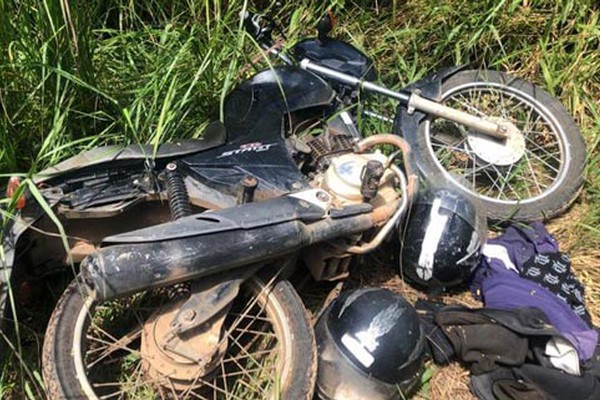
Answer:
472;222;598;360
474;265;598;360
486;221;558;272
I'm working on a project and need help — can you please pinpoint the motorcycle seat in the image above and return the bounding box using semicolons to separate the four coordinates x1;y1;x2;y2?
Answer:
35;121;227;181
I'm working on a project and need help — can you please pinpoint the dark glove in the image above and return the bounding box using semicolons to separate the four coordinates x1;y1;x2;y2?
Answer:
471;364;600;400
415;299;455;365
435;309;529;375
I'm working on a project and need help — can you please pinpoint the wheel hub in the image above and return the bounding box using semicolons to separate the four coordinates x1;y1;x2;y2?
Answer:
467;119;524;166
140;300;228;390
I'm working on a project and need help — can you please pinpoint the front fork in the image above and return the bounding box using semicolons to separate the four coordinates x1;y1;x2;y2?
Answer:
299;59;509;140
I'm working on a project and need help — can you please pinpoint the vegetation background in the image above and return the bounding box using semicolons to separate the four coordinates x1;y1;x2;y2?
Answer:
0;0;599;398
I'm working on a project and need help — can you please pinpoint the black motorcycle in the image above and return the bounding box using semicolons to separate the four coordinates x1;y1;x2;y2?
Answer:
1;11;586;400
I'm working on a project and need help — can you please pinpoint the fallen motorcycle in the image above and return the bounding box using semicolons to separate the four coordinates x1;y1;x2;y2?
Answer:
1;9;587;400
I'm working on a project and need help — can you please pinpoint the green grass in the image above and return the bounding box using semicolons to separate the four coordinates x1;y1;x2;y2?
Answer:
1;0;600;398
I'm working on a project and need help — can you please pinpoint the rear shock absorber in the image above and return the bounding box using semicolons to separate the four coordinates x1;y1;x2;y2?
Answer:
165;162;193;299
165;162;192;220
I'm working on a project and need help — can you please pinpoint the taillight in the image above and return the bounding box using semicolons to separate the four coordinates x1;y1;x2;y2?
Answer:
327;10;336;27
6;176;26;209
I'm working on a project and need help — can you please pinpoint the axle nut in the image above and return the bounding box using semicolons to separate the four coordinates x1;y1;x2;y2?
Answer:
182;309;196;322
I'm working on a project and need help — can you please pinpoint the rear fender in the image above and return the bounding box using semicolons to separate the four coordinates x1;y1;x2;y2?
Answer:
0;194;61;320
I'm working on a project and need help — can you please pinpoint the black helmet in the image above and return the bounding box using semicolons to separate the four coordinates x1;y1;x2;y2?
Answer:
399;184;486;291
315;288;426;400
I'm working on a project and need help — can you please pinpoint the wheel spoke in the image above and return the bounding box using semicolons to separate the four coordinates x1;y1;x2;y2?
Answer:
489;163;522;200
525;149;560;174
453;95;488;117
495;90;508;120
496;162;517;200
523;151;543;194
96;375;164;399
425;84;567;203
223;330;274;389
65;276;287;400
86;328;142;369
221;348;279;365
524;135;562;165
86;331;141;360
481;166;510;199
188;369;249;400
460;162;496;180
219;356;230;399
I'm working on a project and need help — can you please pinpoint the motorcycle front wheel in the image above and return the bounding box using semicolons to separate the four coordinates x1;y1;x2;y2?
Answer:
42;275;316;400
397;69;586;221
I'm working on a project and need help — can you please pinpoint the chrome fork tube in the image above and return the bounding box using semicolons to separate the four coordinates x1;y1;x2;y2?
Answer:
300;59;509;140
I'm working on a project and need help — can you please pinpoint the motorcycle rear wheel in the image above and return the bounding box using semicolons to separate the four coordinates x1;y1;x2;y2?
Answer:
42;275;316;400
397;69;586;221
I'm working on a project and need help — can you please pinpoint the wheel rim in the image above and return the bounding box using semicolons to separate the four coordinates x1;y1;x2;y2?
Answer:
424;80;570;206
72;277;291;400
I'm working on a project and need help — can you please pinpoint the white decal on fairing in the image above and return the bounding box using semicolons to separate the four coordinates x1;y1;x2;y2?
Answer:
216;142;277;158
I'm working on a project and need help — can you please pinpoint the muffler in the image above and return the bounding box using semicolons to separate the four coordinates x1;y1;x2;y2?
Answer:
82;190;385;301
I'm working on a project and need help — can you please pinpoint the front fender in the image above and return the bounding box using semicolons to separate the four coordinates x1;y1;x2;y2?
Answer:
393;65;469;175
401;65;469;101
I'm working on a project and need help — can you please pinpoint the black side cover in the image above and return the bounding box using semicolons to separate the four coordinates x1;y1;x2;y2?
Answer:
180;137;311;201
184;66;335;199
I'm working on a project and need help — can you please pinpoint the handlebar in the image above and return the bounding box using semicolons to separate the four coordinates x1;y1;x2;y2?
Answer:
242;12;275;44
242;11;293;65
